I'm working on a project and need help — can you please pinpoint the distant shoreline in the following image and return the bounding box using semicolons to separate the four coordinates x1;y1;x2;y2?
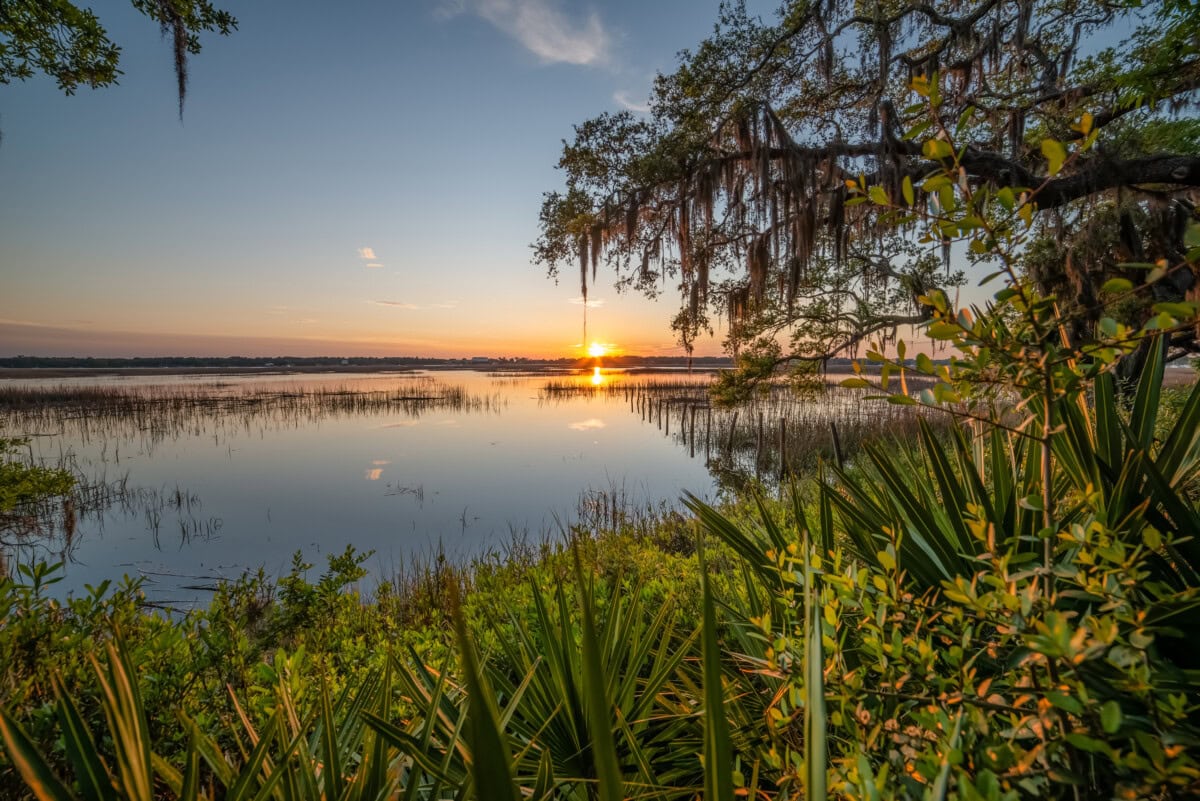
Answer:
2;359;1190;383
0;360;736;380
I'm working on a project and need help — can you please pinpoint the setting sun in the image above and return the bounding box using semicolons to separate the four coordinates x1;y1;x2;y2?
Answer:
587;342;609;358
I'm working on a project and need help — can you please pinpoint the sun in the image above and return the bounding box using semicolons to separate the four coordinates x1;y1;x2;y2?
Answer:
587;342;608;358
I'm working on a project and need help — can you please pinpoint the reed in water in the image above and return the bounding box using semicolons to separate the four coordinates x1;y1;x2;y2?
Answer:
543;373;948;482
0;376;502;449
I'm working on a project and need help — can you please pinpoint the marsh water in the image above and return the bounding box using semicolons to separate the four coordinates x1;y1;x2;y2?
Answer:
2;369;727;601
1;367;924;603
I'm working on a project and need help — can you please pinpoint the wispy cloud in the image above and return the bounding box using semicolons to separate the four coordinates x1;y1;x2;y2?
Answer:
568;296;605;308
445;0;610;65
372;299;459;310
357;247;377;260
568;418;606;431
433;0;466;19
613;90;650;113
365;262;383;269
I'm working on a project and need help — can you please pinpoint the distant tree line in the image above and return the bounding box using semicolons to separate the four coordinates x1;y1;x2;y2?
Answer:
0;356;446;369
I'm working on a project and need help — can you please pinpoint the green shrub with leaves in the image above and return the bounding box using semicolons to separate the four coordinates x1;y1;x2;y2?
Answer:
691;352;1200;798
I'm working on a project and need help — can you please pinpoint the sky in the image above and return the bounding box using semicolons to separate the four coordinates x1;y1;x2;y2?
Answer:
2;0;779;359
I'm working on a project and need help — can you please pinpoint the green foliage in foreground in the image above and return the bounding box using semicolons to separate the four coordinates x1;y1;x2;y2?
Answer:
0;523;716;798
692;367;1200;799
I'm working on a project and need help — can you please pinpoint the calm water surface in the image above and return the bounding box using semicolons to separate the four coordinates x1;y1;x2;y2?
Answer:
2;370;720;600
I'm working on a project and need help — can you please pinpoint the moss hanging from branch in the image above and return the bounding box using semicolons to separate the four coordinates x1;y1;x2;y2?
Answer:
534;0;1200;368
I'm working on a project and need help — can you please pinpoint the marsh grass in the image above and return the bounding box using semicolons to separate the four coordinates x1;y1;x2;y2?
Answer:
0;377;502;449
0;458;222;575
573;481;692;545
377;485;696;633
543;374;946;483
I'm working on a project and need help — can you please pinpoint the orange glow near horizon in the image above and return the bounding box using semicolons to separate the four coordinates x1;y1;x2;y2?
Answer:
0;316;732;361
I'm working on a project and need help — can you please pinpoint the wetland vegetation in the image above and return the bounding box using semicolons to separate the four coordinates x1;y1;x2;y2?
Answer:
0;376;501;445
542;376;944;483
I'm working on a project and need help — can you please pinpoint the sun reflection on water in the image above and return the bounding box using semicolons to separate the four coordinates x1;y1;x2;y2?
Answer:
591;367;604;386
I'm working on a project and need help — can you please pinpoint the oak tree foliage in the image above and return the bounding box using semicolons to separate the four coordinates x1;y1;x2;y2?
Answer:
0;0;236;117
535;0;1200;389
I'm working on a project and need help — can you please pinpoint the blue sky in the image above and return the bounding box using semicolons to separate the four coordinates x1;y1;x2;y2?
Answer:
2;0;770;358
